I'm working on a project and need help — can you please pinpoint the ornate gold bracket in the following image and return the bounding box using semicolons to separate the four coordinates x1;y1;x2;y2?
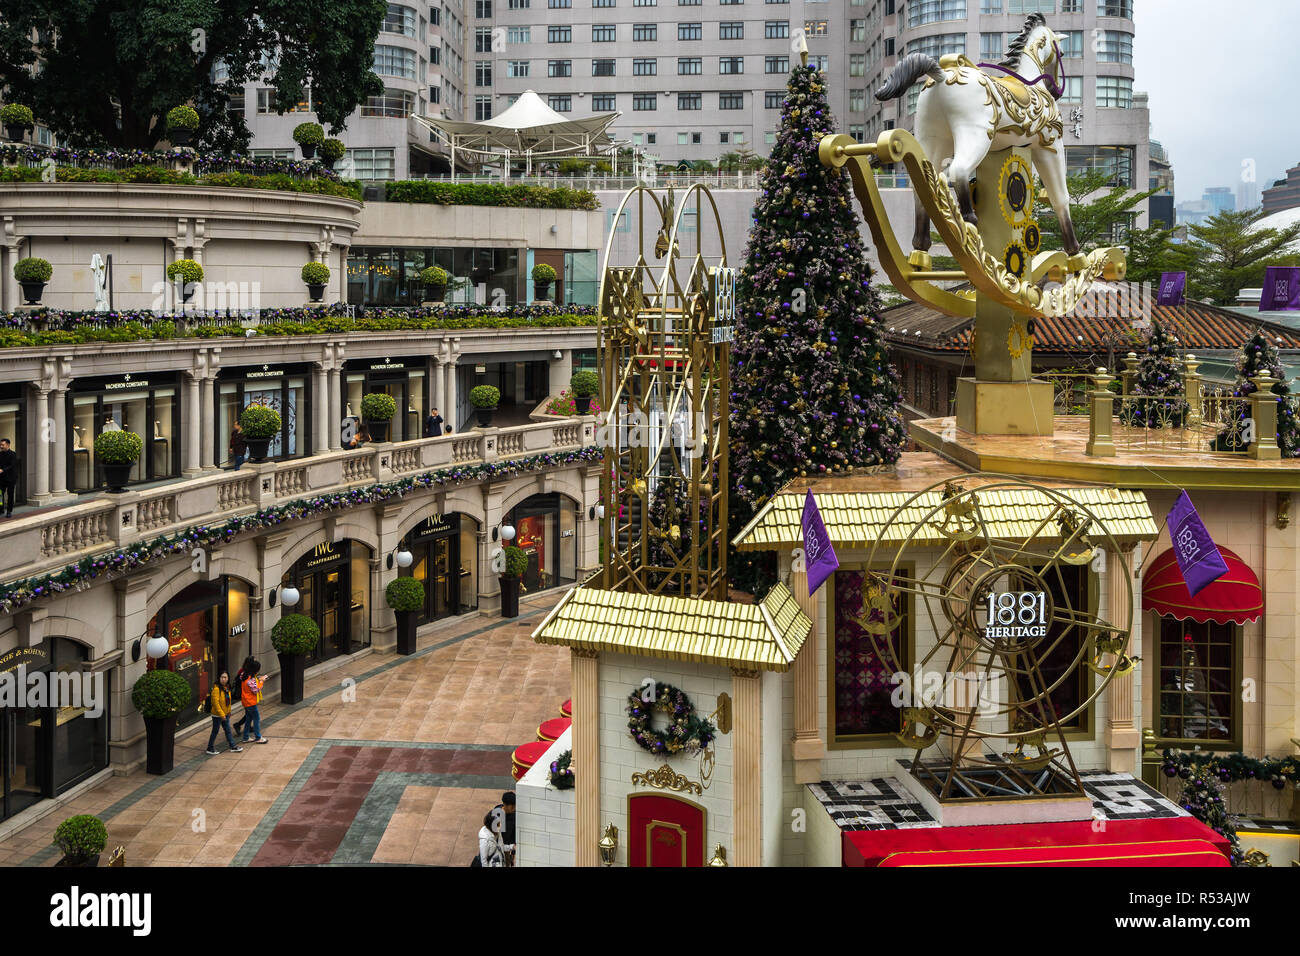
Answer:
632;764;704;796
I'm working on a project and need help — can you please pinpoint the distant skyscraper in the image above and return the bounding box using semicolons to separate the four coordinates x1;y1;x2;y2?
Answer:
1262;163;1300;216
1237;178;1259;212
1203;186;1235;217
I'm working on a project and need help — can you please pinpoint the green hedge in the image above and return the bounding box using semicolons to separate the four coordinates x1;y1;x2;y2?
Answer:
0;164;362;200
54;815;107;863
384;180;598;210
166;105;200;131
301;261;331;284
503;545;529;578
360;392;397;421
239;403;281;439
271;613;320;655
131;669;192;719
385;576;425;612
94;430;143;463
470;385;500;409
13;257;51;282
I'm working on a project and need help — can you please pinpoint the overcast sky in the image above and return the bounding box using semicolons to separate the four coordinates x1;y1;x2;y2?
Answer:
1134;0;1299;206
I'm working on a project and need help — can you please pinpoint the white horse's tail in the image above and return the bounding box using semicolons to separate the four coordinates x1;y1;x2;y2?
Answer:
875;53;945;102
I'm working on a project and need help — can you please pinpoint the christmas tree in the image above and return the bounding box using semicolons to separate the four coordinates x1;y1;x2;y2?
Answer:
1120;318;1188;428
1211;329;1300;456
728;62;904;593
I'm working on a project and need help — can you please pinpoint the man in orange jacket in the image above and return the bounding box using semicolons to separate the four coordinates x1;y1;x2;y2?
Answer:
240;661;269;744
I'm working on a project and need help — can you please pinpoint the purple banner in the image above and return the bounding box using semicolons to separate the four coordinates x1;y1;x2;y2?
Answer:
1259;266;1300;311
1156;271;1186;306
1167;491;1229;597
801;490;839;596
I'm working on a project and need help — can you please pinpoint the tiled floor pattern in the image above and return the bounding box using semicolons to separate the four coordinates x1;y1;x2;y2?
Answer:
0;594;568;867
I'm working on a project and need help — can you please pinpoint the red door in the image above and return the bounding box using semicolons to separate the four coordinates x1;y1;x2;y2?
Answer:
628;793;706;867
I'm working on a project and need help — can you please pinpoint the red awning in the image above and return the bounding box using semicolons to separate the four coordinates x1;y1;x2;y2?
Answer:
878;839;1228;867
1142;545;1263;625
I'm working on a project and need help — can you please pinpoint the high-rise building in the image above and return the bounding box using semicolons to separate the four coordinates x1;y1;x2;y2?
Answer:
1203;186;1234;217
1262;163;1300;216
1237;177;1259;212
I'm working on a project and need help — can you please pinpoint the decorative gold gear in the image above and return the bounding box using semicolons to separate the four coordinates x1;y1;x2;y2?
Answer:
1003;240;1027;279
1007;320;1034;359
999;154;1033;228
1023;220;1042;255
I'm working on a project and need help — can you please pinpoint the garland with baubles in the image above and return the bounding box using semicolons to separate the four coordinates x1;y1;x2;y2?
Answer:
0;446;603;615
549;750;574;789
627;681;716;756
1160;749;1299;789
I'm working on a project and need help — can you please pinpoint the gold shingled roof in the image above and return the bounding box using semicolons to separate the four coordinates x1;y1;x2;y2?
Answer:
531;582;811;672
732;485;1158;551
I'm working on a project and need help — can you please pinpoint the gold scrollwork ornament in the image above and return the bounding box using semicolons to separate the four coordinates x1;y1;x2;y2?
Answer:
631;764;704;796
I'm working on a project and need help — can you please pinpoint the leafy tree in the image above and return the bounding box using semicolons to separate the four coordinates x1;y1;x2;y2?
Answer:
0;0;387;150
1121;224;1176;287
1035;168;1161;252
728;63;904;594
1166;209;1300;306
1211;329;1300;457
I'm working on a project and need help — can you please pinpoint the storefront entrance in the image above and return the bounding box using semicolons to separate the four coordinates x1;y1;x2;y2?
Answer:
344;358;426;444
68;373;180;492
284;540;372;666
398;513;480;624
505;494;577;596
1;696;45;822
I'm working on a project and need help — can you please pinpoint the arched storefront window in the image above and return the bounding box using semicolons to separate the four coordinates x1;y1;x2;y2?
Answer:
282;540;373;665
397;513;480;624
504;494;577;595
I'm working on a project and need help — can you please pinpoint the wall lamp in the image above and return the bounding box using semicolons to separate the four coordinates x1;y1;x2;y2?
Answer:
708;844;729;867
493;523;516;544
386;545;414;571
598;824;618;866
131;629;170;663
268;583;300;609
588;504;606;520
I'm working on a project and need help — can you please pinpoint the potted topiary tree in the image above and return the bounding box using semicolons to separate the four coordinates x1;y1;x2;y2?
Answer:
361;392;397;442
418;265;449;302
165;258;204;304
293;122;324;160
271;612;320;704
499;545;528;618
385;576;425;655
13;257;52;305
1;103;34;142
165;105;200;147
239;403;281;461
570;370;599;415
94;429;143;492
532;263;557;301
319;137;345;170
301;261;330;302
470;384;500;427
131;669;192;775
53;814;108;867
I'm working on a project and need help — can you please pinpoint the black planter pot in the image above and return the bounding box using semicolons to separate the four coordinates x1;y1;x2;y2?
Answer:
169;127;193;147
18;280;45;305
395;610;418;655
278;652;306;705
244;436;272;462
366;420;391;442
475;406;496;427
424;285;446;303
500;575;520;618
299;142;317;160
320;156;336;170
533;280;553;300
5;124;27;143
55;854;101;868
144;715;177;775
102;461;134;493
574;395;593;415
306;282;326;302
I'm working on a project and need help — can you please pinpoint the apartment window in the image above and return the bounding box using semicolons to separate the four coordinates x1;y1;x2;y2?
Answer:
594;0;615;5
884;37;894;56
647;133;656;143
593;58;616;76
382;4;418;36
849;53;865;77
593;25;615;42
428;85;441;104
764;90;783;109
549;94;572;111
808;54;829;71
678;92;702;110
1008;0;1053;11
850;19;866;42
1061;0;1082;9
907;83;922;115
720;21;744;39
508;0;529;7
592;93;616;110
907;0;965;26
980;0;1001;10
633;0;657;5
508;26;531;42
765;55;789;73
548;25;572;42
907;33;965;58
226;90;245;116
548;0;572;6
1060;75;1082;104
679;0;701;4
633;93;657;110
719;92;743;109
431;5;442;23
720;132;729;144
720;0;744;4
678;57;702;74
430;45;440;64
679;22;702;40
1096;75;1133;108
765;20;789;38
507;60;529;77
250;148;294;161
979;33;1004;60
633;23;657;40
362;88;416;116
474;0;493;16
720;56;744;74
766;0;789;4
348;148;396;181
475;95;493;120
475;27;493;52
633;58;657;75
1066;145;1134;187
1097;30;1134;63
676;132;702;144
475;61;492;85
849;89;865;112
374;45;417;79
849;123;864;139
548;59;572;77
1058;30;1084;58
256;88;278;113
1098;0;1131;16
803;20;827;35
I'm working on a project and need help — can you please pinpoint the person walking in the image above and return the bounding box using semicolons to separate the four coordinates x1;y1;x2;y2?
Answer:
240;661;269;744
424;408;445;437
232;656;255;738
0;439;18;517
205;672;244;755
475;810;504;867
493;791;517;866
229;422;247;470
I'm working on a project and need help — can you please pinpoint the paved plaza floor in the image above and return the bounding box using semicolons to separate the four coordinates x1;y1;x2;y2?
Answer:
0;592;569;867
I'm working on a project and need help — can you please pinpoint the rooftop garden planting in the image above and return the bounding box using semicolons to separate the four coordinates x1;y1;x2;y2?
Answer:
384;180;599;210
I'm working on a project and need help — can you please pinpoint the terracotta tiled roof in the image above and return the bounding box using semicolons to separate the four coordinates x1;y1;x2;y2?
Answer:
881;295;1300;354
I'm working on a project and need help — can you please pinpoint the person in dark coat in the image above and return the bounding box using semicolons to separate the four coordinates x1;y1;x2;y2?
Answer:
424;407;445;437
229;423;247;470
0;439;18;517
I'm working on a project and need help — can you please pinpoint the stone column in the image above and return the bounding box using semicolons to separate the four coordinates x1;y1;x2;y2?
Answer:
572;648;601;867
1248;373;1281;461
328;363;343;451
313;363;329;454
731;668;762;867
789;570;824;783
548;349;572;397
3;218;26;314
1105;549;1140;773
444;343;459;432
30;386;50;501
183;372;201;475
199;374;216;469
1086;369;1116;458
433;357;446;424
50;386;69;497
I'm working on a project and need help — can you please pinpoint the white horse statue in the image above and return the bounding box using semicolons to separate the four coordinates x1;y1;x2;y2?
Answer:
875;13;1079;257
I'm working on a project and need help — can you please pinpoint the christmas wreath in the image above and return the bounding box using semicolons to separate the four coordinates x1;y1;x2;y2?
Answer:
627;681;716;756
549;750;574;789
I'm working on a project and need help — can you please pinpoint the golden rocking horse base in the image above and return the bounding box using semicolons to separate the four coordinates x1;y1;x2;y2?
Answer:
955;378;1055;437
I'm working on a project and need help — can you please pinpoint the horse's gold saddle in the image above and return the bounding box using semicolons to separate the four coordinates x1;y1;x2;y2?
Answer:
994;75;1033;106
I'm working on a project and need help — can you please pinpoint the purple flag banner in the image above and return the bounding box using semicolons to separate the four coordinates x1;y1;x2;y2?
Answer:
801;490;839;596
1259;266;1300;311
1156;271;1186;306
1167;491;1229;597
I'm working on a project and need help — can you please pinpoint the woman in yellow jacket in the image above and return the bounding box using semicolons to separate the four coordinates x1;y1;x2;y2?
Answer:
205;672;244;755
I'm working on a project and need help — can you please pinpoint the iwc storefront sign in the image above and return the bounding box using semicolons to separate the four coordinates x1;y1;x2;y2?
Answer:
982;589;1048;641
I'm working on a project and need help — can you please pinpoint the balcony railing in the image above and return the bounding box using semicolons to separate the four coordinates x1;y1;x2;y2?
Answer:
407;171;914;191
0;417;595;585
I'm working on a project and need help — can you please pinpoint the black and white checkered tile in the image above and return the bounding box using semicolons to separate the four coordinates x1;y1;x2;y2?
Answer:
1233;817;1300;833
810;771;1189;832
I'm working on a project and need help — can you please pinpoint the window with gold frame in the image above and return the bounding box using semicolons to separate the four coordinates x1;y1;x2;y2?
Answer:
1153;617;1240;749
